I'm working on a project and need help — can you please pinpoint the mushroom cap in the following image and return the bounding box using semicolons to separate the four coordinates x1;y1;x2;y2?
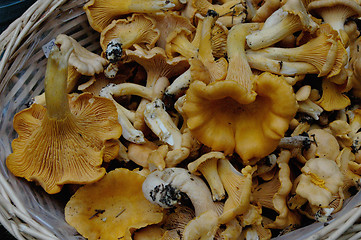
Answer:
304;128;340;161
100;14;160;52
183;72;298;161
6;93;122;194
296;158;344;206
316;78;350;111
308;0;361;18
65;168;164;240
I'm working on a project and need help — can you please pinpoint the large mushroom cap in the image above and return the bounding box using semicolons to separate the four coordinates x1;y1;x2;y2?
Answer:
65;168;164;240
183;72;298;162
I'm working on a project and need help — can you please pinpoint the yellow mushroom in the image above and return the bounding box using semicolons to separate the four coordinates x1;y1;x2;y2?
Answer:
316;78;351;111
183;72;298;162
303;128;340;161
182;210;220;240
83;0;181;32
188;151;226;201
65;168;164;240
6;46;122;194
296;157;344;207
100;14;160;62
252;150;301;229
218;159;255;224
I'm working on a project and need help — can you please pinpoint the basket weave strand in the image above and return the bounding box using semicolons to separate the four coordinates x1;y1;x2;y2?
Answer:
0;0;360;239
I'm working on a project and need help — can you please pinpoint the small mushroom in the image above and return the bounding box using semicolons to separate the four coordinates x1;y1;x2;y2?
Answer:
295;157;344;207
6;46;122;194
188;151;226;201
100;14;160;61
65;168;164;240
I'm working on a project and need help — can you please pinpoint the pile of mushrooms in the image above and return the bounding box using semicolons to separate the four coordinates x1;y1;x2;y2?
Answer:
6;0;361;239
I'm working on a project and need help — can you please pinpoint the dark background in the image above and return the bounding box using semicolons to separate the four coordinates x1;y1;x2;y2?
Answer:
1;1;37;239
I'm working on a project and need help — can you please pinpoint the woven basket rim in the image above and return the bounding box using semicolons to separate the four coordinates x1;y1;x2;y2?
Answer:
0;1;360;239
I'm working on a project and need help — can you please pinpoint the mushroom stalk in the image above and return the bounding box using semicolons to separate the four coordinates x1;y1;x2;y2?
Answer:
164;69;191;97
45;47;73;120
279;135;311;149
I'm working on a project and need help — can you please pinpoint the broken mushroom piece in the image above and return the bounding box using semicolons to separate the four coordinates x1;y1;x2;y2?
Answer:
65;168;164;240
56;34;108;76
142;167;219;216
296;157;344;207
83;0;181;32
6;46;122;194
188;151;226;201
183;72;298;162
100;14;160;62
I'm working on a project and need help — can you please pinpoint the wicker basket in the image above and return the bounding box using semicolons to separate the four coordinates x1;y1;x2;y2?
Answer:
0;0;360;239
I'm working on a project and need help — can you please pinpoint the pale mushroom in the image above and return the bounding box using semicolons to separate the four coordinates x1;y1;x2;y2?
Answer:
296;157;344;207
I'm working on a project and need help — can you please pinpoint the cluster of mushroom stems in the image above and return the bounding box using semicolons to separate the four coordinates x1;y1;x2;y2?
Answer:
5;0;361;239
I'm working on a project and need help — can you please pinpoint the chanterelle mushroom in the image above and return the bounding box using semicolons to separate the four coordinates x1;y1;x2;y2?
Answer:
296;158;344;207
6;46;122;194
183;72;298;162
65;168;164;240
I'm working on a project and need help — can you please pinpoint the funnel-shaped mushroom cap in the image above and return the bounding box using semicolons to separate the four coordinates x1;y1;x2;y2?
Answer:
316;78;350;111
84;0;180;32
100;14;160;53
183;72;298;162
65;168;164;240
6;47;122;194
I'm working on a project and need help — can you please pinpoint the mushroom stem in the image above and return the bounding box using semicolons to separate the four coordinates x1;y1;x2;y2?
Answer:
101;82;154;100
164;69;191;97
45;46;73;120
279;135;311;149
226;23;260;101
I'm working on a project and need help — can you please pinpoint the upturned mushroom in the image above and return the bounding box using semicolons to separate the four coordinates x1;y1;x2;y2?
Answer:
100;14;160;62
65;168;164;240
6;46;122;194
295;157;344;207
83;0;182;32
217;159;255;224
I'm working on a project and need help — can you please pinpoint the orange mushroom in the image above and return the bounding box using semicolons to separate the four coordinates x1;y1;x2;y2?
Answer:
6;47;122;194
65;168;164;240
183;72;298;162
